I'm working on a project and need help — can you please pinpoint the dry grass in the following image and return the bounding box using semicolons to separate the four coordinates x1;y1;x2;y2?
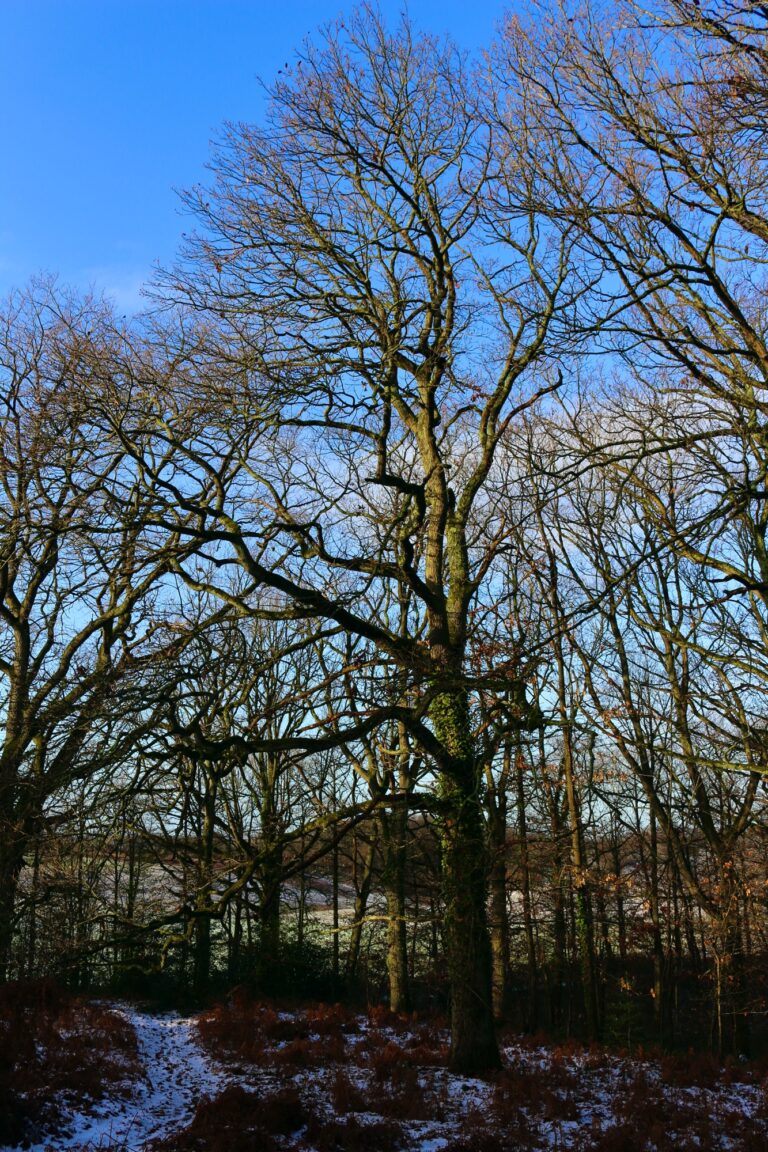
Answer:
196;992;357;1070
150;1083;306;1152
5;986;766;1152
191;993;768;1151
300;1111;404;1152
0;979;140;1146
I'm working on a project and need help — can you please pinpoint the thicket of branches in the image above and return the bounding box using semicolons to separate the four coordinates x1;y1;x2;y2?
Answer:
2;0;768;1072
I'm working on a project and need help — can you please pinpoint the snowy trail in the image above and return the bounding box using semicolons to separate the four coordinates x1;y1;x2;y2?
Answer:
15;1007;230;1152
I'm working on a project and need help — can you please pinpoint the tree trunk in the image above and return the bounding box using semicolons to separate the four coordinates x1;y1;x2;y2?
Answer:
0;865;19;983
488;822;510;1022
541;744;567;1033
515;747;538;1031
27;834;41;979
611;828;627;967
380;797;411;1013
562;727;600;1041
194;777;217;996
346;829;377;985
0;826;26;982
432;687;500;1073
229;892;243;981
713;863;750;1057
258;835;284;993
648;808;665;1043
194;912;211;995
331;832;340;994
486;743;510;1022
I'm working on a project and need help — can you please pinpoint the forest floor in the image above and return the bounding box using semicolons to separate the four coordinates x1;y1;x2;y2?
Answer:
2;989;768;1151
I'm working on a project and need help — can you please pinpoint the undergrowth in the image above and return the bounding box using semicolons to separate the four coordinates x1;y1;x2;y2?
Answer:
3;985;767;1152
0;979;140;1146
188;991;768;1151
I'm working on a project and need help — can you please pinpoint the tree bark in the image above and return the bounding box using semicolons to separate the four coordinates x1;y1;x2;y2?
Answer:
258;834;284;993
432;687;500;1073
648;808;666;1043
0;827;25;982
515;746;538;1031
486;742;510;1022
488;818;510;1022
562;731;600;1041
380;797;411;1013
194;776;217;996
346;829;377;985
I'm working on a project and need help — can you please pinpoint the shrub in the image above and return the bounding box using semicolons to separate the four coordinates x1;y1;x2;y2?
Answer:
0;980;139;1146
302;1112;403;1151
153;1085;306;1152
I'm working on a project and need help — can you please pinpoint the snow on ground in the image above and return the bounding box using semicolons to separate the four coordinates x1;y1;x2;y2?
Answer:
5;1001;768;1151
6;1007;230;1152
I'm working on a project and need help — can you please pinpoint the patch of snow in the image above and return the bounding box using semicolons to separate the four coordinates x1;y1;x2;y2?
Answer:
5;1004;768;1152
5;1006;231;1152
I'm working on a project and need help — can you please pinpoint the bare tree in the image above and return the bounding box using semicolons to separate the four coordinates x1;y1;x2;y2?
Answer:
83;7;580;1070
0;284;180;979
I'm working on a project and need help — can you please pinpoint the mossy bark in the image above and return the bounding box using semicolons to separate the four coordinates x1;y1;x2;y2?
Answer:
431;688;500;1073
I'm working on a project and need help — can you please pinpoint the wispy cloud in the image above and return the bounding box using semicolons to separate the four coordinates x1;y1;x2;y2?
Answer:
75;266;152;317
0;256;155;317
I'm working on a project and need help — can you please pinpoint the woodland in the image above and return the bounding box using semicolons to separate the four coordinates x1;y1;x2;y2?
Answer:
2;0;768;1090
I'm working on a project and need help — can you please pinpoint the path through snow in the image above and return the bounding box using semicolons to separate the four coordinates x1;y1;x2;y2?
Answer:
12;1007;229;1152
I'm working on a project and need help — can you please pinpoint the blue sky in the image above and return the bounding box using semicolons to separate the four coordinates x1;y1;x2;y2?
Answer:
0;1;508;312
